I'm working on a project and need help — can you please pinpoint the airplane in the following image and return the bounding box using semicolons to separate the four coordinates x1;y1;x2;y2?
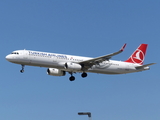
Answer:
5;44;155;81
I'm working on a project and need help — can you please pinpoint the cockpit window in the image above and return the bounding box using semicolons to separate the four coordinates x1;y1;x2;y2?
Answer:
11;52;19;54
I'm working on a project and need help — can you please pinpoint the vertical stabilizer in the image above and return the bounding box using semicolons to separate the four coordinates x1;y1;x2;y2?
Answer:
125;44;148;65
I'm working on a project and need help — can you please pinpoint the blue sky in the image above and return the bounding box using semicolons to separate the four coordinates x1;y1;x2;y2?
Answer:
1;0;159;120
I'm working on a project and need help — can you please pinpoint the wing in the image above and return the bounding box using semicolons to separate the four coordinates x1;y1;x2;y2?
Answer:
79;44;126;69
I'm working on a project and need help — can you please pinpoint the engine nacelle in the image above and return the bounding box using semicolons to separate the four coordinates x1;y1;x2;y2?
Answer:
47;68;66;76
65;62;82;71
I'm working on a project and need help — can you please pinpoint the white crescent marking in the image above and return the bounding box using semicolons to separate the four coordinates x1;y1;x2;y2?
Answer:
134;51;142;60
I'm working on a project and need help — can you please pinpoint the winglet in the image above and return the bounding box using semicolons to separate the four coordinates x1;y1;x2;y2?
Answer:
120;43;127;51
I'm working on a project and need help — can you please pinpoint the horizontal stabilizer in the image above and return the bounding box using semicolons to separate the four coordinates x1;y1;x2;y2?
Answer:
135;63;156;69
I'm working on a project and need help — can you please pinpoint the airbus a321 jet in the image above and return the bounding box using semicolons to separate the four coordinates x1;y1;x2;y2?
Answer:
6;44;155;81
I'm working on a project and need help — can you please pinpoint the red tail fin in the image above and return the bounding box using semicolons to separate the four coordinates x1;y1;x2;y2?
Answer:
125;44;148;65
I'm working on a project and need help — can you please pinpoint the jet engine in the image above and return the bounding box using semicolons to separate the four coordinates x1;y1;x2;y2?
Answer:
64;62;82;71
47;68;66;76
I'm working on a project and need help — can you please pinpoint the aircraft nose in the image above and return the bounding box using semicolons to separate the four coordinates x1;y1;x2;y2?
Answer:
5;55;12;61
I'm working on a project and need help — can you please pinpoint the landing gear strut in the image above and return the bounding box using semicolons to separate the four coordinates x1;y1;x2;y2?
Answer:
20;65;25;73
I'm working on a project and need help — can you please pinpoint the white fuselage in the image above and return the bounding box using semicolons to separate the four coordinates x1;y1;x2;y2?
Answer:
6;50;148;75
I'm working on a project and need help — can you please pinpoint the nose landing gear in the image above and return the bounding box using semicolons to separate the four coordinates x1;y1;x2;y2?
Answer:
20;65;25;73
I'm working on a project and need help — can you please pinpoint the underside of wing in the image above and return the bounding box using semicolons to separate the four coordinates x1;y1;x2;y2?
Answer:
78;44;126;70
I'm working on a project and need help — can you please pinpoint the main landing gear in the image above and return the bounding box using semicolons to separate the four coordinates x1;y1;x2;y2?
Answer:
69;72;88;81
69;76;75;81
81;72;87;78
20;65;25;73
69;72;75;81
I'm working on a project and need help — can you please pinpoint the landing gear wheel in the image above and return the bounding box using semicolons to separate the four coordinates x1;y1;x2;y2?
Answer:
69;76;75;81
20;70;24;73
81;72;87;78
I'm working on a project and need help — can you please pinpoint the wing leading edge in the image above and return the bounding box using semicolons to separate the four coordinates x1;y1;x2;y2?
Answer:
79;44;126;69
